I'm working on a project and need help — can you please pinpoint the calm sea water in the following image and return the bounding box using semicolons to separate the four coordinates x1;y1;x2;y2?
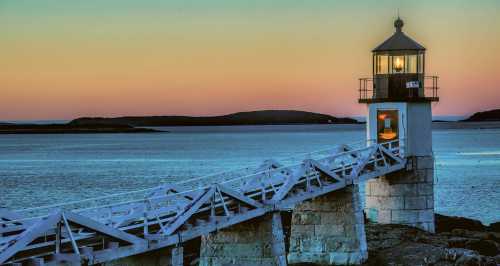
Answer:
0;123;499;224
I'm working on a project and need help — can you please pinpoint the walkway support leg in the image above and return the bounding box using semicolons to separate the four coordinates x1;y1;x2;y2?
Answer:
171;246;183;266
199;212;287;266
271;212;287;266
288;185;368;265
27;258;44;266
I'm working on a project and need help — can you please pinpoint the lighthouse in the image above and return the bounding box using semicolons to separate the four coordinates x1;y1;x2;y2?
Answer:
359;17;439;232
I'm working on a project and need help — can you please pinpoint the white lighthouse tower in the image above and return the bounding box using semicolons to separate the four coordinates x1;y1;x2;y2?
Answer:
359;17;439;232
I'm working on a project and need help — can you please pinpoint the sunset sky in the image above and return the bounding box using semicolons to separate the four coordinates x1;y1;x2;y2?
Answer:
1;0;499;120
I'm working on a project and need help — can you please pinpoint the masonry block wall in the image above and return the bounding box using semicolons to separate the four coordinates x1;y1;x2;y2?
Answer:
365;156;435;233
199;212;286;266
288;185;368;265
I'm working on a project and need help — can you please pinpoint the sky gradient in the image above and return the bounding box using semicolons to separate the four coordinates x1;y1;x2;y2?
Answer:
1;0;499;120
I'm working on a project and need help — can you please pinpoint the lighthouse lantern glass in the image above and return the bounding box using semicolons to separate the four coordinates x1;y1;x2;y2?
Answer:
375;54;421;75
392;56;405;73
375;55;389;74
406;55;418;73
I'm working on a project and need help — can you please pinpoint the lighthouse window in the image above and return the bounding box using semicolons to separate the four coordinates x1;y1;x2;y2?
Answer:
377;110;399;143
390;56;405;73
375;55;388;74
406;55;418;73
418;53;424;73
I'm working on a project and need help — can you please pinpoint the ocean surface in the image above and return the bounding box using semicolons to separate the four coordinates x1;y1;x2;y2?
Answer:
0;123;499;224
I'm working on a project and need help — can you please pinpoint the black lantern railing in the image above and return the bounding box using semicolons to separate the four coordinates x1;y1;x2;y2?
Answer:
358;76;439;103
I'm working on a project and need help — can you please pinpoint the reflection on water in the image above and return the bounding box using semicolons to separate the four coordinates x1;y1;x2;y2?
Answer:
0;123;499;224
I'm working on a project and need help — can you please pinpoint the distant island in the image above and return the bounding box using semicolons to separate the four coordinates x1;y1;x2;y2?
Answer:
0;110;358;134
462;109;500;122
0;124;160;134
69;110;359;127
4;109;500;134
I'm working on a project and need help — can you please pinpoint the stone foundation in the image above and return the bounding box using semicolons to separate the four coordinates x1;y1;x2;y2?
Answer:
103;247;174;266
365;156;435;233
199;212;286;266
288;185;368;265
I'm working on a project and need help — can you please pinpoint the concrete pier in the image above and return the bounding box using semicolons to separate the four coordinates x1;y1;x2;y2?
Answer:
199;212;287;266
365;156;435;233
288;185;368;265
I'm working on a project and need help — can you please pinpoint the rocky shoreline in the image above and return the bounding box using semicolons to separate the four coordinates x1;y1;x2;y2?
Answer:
362;214;500;266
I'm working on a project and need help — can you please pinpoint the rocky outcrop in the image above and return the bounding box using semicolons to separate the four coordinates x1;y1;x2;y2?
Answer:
490;222;500;233
362;214;500;266
436;214;488;232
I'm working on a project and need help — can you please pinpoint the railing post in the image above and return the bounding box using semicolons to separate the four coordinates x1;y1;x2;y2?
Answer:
55;221;61;254
143;200;148;236
435;76;438;98
359;78;362;100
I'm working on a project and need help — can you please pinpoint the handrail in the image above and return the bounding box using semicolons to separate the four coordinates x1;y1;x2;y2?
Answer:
13;139;372;214
0;139;407;266
358;76;439;102
4;139;404;224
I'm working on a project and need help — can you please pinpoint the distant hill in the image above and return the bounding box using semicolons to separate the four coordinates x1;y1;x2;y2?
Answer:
462;109;500;122
69;110;359;126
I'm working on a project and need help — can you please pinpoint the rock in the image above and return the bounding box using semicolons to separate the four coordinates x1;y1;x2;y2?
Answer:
454;253;481;266
480;256;498;266
367;242;447;266
444;248;497;266
448;237;469;248
481;232;499;242
464;239;499;256
360;216;500;266
489;222;500;233
444;248;478;261
436;214;487;233
452;229;469;237
494;254;500;264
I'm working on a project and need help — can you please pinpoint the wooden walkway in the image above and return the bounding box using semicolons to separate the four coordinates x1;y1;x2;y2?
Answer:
0;140;405;265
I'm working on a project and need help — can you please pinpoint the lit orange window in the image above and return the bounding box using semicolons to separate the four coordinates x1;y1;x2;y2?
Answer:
377;110;399;142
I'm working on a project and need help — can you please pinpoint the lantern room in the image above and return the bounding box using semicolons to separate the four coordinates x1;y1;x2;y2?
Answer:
360;17;439;157
359;17;439;103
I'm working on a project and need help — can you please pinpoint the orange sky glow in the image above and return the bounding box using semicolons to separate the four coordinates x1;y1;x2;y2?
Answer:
1;0;499;120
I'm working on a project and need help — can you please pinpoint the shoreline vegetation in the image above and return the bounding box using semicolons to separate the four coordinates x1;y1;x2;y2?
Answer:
1;109;499;134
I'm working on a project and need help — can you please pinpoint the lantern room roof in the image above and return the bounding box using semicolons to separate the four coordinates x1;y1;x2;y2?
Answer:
372;17;425;52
